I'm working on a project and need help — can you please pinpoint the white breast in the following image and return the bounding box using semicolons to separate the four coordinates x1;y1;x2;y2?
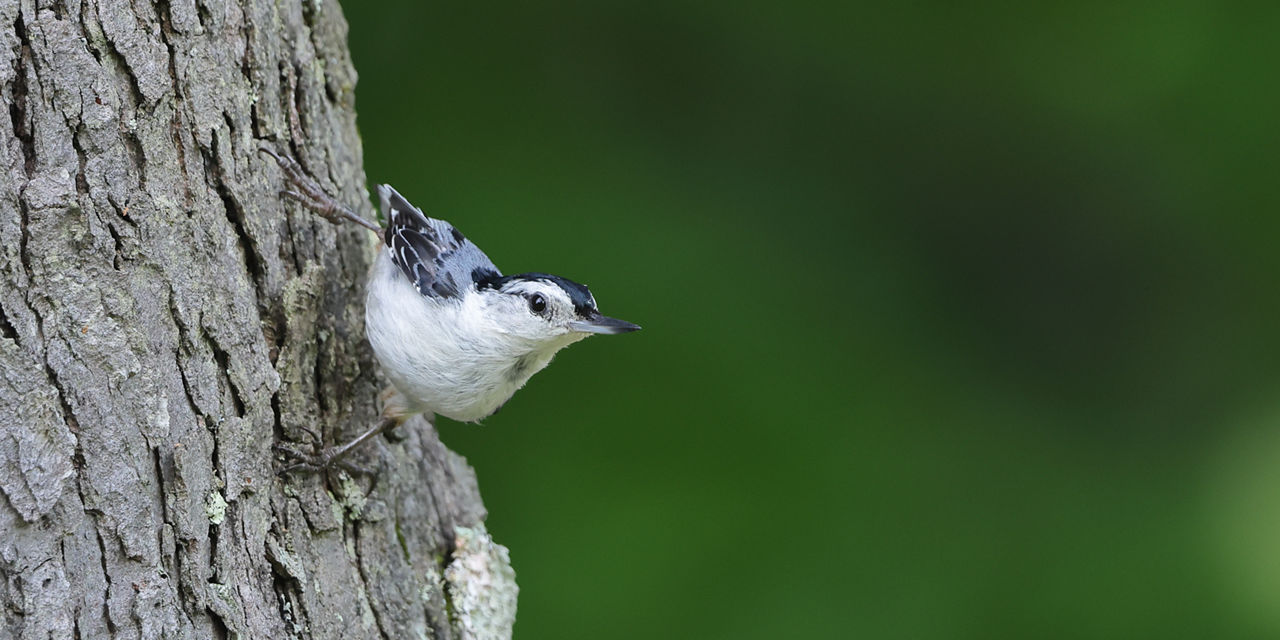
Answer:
364;252;561;422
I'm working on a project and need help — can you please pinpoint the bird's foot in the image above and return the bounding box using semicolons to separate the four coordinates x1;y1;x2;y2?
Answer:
274;417;398;476
258;146;381;232
274;441;374;476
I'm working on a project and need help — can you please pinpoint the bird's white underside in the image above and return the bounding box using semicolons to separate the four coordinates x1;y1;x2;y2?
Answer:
365;251;587;422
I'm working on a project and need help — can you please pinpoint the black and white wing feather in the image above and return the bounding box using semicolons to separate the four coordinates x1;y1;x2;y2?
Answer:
378;185;501;299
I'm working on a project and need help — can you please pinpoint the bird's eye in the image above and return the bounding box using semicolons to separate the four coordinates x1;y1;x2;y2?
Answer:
529;294;547;314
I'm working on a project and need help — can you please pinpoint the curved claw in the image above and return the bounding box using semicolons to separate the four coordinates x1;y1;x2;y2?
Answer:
257;145;282;163
259;146;310;185
279;189;311;205
274;442;325;475
297;423;323;444
277;460;319;476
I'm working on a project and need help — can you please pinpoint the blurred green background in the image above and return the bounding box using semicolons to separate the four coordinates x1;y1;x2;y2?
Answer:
344;2;1280;638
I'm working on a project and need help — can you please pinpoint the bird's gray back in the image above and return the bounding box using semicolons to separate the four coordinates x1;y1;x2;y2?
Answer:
377;184;501;299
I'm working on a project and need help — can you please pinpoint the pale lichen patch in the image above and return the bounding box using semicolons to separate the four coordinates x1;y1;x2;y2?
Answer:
445;525;519;640
205;489;227;525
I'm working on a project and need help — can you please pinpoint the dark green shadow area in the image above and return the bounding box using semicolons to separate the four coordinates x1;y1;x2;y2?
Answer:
346;2;1280;638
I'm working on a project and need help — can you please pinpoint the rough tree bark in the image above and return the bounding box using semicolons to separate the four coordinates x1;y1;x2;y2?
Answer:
0;1;517;638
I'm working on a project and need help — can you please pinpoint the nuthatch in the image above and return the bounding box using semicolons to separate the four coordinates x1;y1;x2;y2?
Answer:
262;148;639;472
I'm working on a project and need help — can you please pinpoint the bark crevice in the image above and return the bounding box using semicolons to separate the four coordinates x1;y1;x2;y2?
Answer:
8;13;32;178
90;516;117;634
0;304;16;343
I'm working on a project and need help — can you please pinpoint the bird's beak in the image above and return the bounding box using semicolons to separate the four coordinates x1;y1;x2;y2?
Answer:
569;311;641;335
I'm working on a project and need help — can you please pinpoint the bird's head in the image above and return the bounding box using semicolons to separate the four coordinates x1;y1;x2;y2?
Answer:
477;273;640;347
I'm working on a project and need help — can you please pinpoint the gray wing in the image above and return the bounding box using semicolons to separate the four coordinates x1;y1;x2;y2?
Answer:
378;185;501;299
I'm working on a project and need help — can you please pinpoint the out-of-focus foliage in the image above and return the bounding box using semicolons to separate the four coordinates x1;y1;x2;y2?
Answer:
345;2;1280;638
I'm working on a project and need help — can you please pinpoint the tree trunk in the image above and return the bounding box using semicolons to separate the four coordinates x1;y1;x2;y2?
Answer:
0;1;516;638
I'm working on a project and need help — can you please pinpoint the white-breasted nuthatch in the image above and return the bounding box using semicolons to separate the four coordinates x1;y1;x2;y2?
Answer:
262;148;639;472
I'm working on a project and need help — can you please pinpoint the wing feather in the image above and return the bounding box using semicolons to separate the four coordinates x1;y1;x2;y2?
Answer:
377;184;500;299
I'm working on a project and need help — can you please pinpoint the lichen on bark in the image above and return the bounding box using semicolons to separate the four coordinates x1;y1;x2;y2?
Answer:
0;1;515;638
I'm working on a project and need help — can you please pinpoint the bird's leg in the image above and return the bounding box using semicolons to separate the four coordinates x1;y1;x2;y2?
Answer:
275;416;400;475
258;146;382;233
379;386;414;442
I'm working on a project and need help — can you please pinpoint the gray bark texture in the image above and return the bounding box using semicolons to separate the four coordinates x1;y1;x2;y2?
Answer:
0;1;517;638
